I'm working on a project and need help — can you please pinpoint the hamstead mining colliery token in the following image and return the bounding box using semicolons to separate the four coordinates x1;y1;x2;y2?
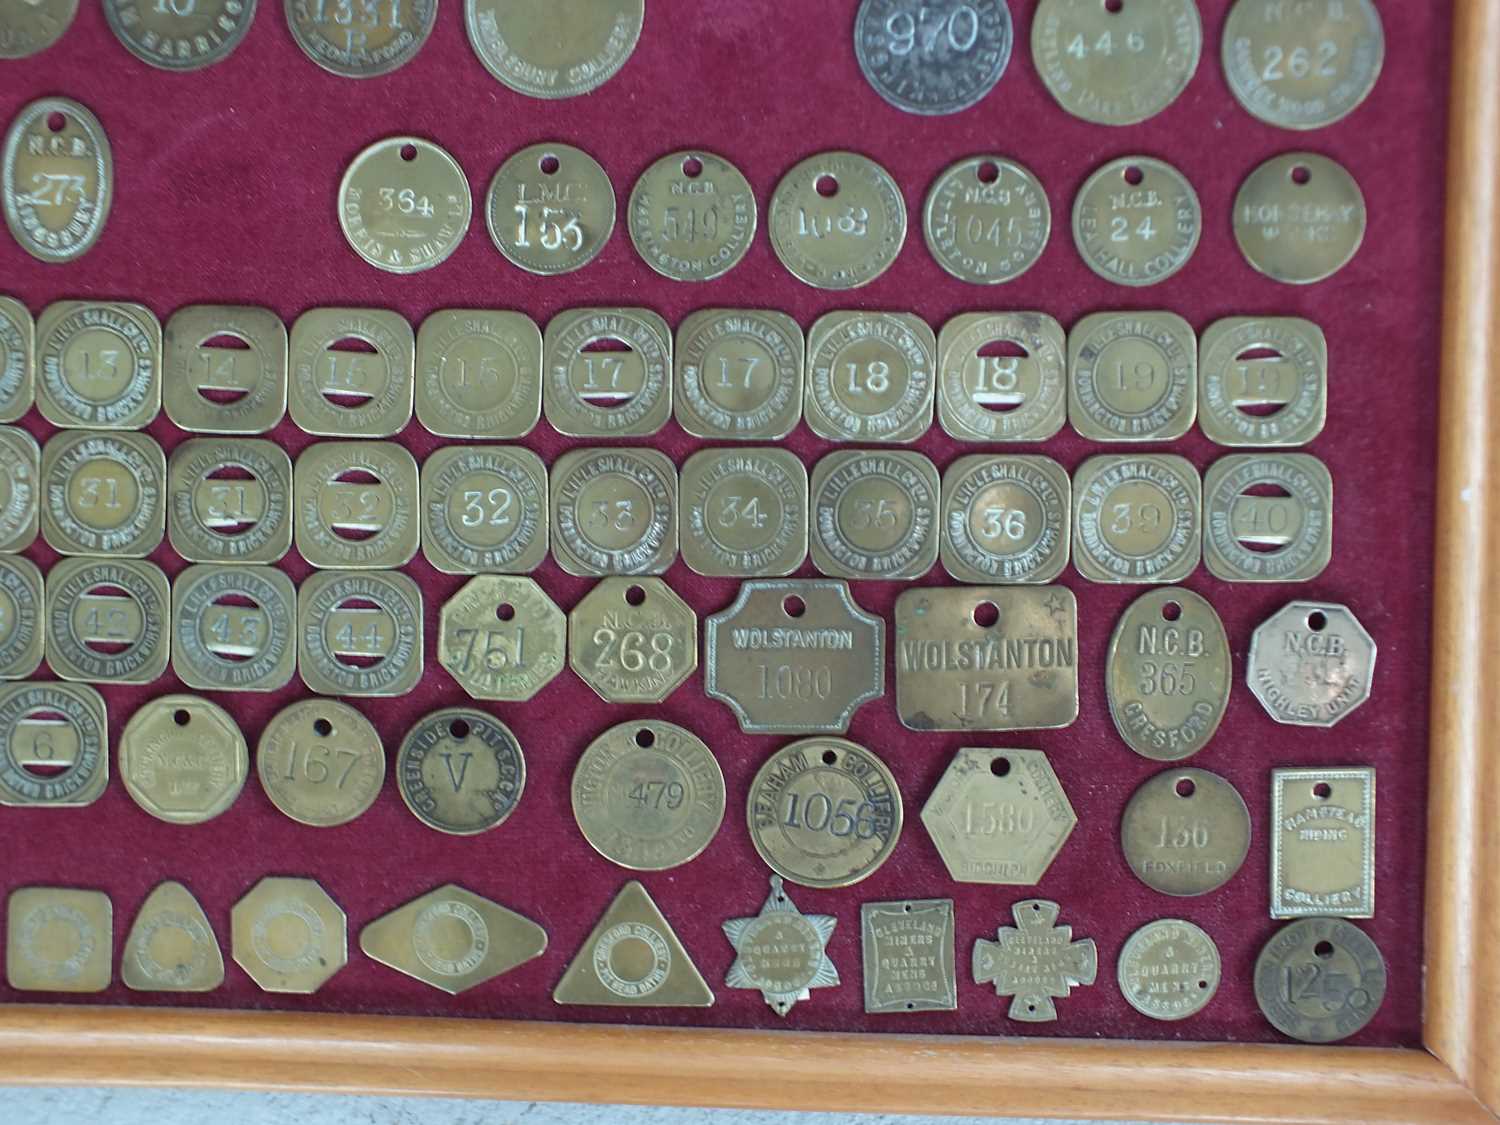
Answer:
257;699;385;828
1072;156;1200;287
3;97;112;264
486;144;616;276
465;0;644;98
1254;917;1386;1042
285;0;435;78
103;0;256;71
628;150;756;282
769;151;907;290
339;137;471;275
397;708;526;836
1270;766;1375;919
854;0;1014;115
1121;767;1250;896
1117;919;1220;1021
119;694;248;826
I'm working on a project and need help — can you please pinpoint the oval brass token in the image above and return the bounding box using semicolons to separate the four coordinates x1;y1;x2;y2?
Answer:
120;694;248;825
747;737;903;889
420;445;548;574
103;0;256;70
1117;919;1220;1021
810;449;939;581
936;312;1067;442
769;151;907;290
36;300;161;430
163;305;288;435
569;577;697;704
1072;156;1200;287
1202;452;1331;582
40;429;166;558
293;440;420;569
285;0;435;77
439;575;565;702
1120;767;1250;896
806;311;936;443
0;426;38;553
1068;311;1196;442
288;307;415;438
1248;601;1375;728
1107;588;1229;762
465;0;644;98
1254;918;1386;1042
485;143;616;276
0;681;106;807
853;0;1014;116
1223;0;1384;131
415;309;541;438
680;447;808;578
628;150;756;282
940;454;1070;585
168;438;293;564
339;137;472;275
1072;453;1201;584
297;569;423;697
572;720;725;871
257;699;385;828
170;564;297;693
1199;317;1327;447
0;556;43;680
542;308;672;438
0;296;35;423
1234;152;1365;285
397;708;526;836
923;155;1050;285
45;556;170;684
3;97;112;264
674;309;805;441
550;447;677;576
0;0;77;58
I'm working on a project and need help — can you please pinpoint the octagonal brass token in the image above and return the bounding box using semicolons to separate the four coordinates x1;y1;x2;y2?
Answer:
1249;601;1375;727
569;577;697;704
231;876;347;995
439;575;565;702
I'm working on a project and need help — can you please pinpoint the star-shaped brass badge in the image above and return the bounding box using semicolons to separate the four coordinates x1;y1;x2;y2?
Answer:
723;875;839;1017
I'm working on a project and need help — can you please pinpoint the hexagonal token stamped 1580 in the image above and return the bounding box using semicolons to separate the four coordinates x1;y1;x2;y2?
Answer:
439;576;565;703
974;900;1097;1022
1249;602;1375;727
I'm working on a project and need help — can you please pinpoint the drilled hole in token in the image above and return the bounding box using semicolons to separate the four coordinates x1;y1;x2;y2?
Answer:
905;1002;915;1010
1031;903;1041;912
1175;777;1196;798
815;174;839;198
173;709;191;727
783;595;806;619
1198;980;1209;990
976;161;1000;184
46;112;65;133
1123;165;1144;186
496;603;515;622
821;749;838;766
1291;165;1311;185
990;756;1011;778
1314;940;1334;959
972;339;1029;412
313;718;333;737
972;601;999;628
539;154;560;175
399;143;417;162
1313;782;1333;799
448;719;470;740
575;338;638;409
625;585;646;607
1026;1003;1037;1014
320;337;379;410
903;903;913;913
634;728;655;749
682;156;703;178
1161;601;1182;622
1307;611;1327;632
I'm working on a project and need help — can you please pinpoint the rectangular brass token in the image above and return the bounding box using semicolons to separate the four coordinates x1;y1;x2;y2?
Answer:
893;586;1078;731
1270;766;1375;919
860;899;956;1014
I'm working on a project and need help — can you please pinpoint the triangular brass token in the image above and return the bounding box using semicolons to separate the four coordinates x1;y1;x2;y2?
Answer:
359;883;547;995
553;880;713;1007
121;880;224;993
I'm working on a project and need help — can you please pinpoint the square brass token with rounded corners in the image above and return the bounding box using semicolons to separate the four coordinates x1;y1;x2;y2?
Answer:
35;300;161;430
1068;311;1197;442
543;307;672;438
1202;452;1332;583
171;564;298;693
0;424;39;553
810;449;939;580
293;441;420;570
894;586;1079;731
167;437;293;565
419;445;549;575
121;880;224;994
231;876;347;995
415;309;542;439
0;681;109;808
861;899;956;1014
297;569;424;697
1271;766;1376;921
6;887;112;993
40;429;166;558
287;307;415;438
550;447;678;576
805;310;936;443
1072;454;1202;584
44;556;170;685
162;305;288;435
674;309;805;440
936;312;1067;443
1198;317;1328;447
0;294;35;423
940;454;1070;584
0;555;44;680
679;447;808;578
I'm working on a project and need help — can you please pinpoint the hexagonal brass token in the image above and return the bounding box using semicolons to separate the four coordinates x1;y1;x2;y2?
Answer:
419;445;548;575
231;877;347;994
0;295;35;424
569;577;697;704
543;307;672;438
293;440;420;569
922;747;1077;885
35;300;161;430
439;576;565;702
6;887;112;993
1249;602;1375;728
162;305;288;435
0;425;39;553
287;307;414;438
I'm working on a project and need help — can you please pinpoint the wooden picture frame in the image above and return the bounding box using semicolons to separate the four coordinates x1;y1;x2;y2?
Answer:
0;4;1494;1122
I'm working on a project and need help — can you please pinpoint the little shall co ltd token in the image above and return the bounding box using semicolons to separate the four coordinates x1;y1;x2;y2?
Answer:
974;900;1096;1022
0;426;38;554
542;308;672;438
569;577;696;705
1271;766;1375;919
1254;918;1386;1043
6;887;111;993
854;0;1014;116
167;437;293;564
45;556;170;684
939;454;1070;584
119;694;248;825
397;708;525;836
1120;767;1251;896
485;143;616;276
1248;601;1375;727
1117;919;1220;1021
1233;152;1365;284
231;877;347;994
121;880;224;993
628;150;756;282
0;295;33;423
805;310;936;442
285;0;435;78
103;0;255;70
41;430;165;558
36;300;161;430
0;0;77;58
923;155;1050;285
288;307;414;438
1068;311;1196;441
769;151;907;290
465;0;644;98
679;447;808;578
724;875;840;1017
550;447;677;576
439;575;566;702
293;440;420;569
171;564;298;693
298;569;423;697
415;309;541;439
1072;156;1200;287
1198;316;1327;447
1202;452;1331;582
339;137;471;275
0;555;44;680
3;97;112;264
0;681;107;808
1072;453;1201;584
810;449;939;580
257;699;385;828
861;898;956;1014
420;445;548;574
673;309;804;440
163;305;288;435
936;312;1068;442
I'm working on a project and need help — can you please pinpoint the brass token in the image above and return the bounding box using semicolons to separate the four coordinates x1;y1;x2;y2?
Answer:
298;569;423;697
45;555;169;684
810;449;939;581
1254;918;1386;1043
1032;0;1202;126
1223;0;1384;131
768;151;907;290
171;564;297;693
629;150;756;282
1072;156;1200;287
257;699;385;828
853;0;1014;116
679;447;808;578
921;747;1077;884
284;0;435;78
103;0;255;70
974;899;1096;1021
1120;767;1251;896
231;877;347;994
396;707;525;836
0;0;77;58
293;440;420;569
162;305;288;435
542;308;672;438
338;137;471;274
1202;452;1331;582
485;143;616;276
0;681;107;808
673;308;805;440
466;0;644;99
747;736;902;889
438;575;565;702
121;881;223;993
569;577;696;704
1199;317;1327;447
0;295;34;422
1271;766;1375;919
40;429;165;557
936;312;1067;442
550;447;677;576
554;880;714;1008
923;155;1050;285
1072;453;1201;584
6;887;111;992
119;694;248;825
288;307;415;437
1248;601;1374;727
415;309;542;438
0;555;44;680
1117;918;1220;1021
704;579;884;735
805;310;936;442
35;300;161;429
1234;152;1366;284
0;425;37;553
2;97;112;264
861;898;956;1014
420;445;548;574
940;454;1070;584
725;875;839;1017
571;720;725;871
1106;587;1230;762
1068;311;1196;441
167;437;293;564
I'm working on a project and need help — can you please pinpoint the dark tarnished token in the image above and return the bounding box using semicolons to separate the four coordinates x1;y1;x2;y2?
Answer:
571;720;725;872
769;151;907;290
298;569;423;697
0;681;107;808
1068;311;1196;441
1199;317;1327;447
569;577;696;705
119;694;248;825
0;555;44;680
6;887;111;992
397;708;525;836
810;449;939;581
121;881;223;993
103;0;255;70
45;556;169;684
257;699;385;828
861;898;956;1014
940;454;1070;584
486;143;616;276
1072;453;1201;584
0;295;34;422
974;899;1096;1021
674;309;805;440
285;0;435;78
171;564;297;694
1107;587;1230;762
415;309;541;439
167;437;293;565
543;308;672;438
0;425;38;553
1234;153;1365;284
339;137;471;275
293;440;420;570
0;0;78;58
1121;767;1251;896
163;305;288;435
937;312;1067;443
725;875;839;1017
1202;452;1331;582
680;448;808;578
231;877;346;994
806;311;936;443
854;0;1014;116
36;300;160;429
41;429;165;557
465;0;644;99
420;445;548;574
1271;766;1375;919
554;881;713;1008
1117;918;1220;1021
1248;601;1374;727
924;156;1049;285
1072;156;1200;287
1254;918;1386;1043
747;737;902;889
3;97;112;264
288;308;414;438
628;150;756;282
550;447;678;576
439;575;566;702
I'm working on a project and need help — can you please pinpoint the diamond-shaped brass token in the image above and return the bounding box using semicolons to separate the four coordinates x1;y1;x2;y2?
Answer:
231;877;347;995
974;899;1097;1022
122;880;223;993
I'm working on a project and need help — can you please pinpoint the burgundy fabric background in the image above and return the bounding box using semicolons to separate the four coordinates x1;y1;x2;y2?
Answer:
0;0;1447;1048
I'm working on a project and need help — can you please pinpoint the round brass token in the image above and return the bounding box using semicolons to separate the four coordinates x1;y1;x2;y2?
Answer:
297;569;423;697
420;445;548;574
542;308;672;438
0;556;43;680
679;447;808;578
284;0;435;78
415;309;542;438
119;694;248;825
288;307;415;438
805;311;936;443
747;737;903;890
923;155;1050;285
569;577;697;704
0;681;106;807
810;449;940;581
396;708;526;836
339;137;472;275
936;312;1068;442
853;0;1015;116
571;720;725;872
45;556;170;684
1120;767;1250;896
438;575;566;702
673;308;805;440
1072;156;1200;287
40;429;166;558
167;438;293;565
1254;918;1387;1042
1223;0;1384;131
1198;317;1327;447
939;454;1070;584
103;0;256;70
628;150;756;282
1233;152;1365;285
162;305;288;435
257;700;385;828
0;426;38;554
3;97;112;264
0;296;32;424
1107;587;1229;762
292;440;420;569
1072;454;1201;584
768;151;907;290
1068;311;1197;442
35;300;161;430
549;447;678;576
465;0;644;99
1202;452;1332;582
485;143;616;276
1117;919;1220;1021
0;0;77;58
170;564;298;693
